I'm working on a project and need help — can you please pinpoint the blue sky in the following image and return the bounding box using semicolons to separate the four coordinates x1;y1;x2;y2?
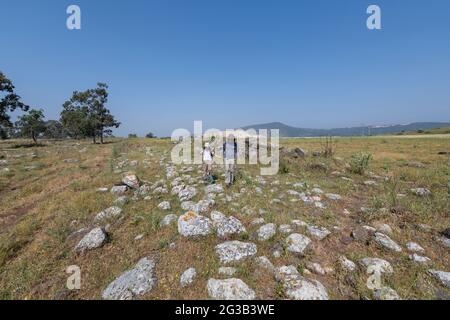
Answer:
1;0;449;137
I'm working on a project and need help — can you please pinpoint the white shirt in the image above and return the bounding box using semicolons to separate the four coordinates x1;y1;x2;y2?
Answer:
203;148;213;161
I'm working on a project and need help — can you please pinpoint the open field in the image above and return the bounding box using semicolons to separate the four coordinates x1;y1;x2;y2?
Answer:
0;136;449;300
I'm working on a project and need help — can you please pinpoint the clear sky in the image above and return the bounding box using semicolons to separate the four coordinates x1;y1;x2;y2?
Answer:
1;0;449;137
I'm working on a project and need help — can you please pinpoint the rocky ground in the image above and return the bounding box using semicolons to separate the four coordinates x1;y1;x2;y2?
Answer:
0;137;449;300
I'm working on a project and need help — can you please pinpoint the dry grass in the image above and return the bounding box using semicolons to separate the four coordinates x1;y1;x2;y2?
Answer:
0;136;448;300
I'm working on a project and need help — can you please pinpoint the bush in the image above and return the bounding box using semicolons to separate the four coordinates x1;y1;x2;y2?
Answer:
349;152;372;175
146;132;156;138
128;134;138;138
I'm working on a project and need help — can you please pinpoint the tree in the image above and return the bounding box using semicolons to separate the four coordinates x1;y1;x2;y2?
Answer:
60;83;120;143
43;120;68;139
15;109;46;144
0;71;29;138
146;132;156;138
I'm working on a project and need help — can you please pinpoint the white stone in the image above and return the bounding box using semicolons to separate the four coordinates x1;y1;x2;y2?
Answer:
215;241;257;264
286;233;311;255
180;268;197;287
207;278;256;300
74;227;107;253
374;232;402;252
257;223;276;241
178;211;212;238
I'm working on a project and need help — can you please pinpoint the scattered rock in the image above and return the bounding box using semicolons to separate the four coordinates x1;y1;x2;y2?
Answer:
102;257;157;300
250;218;265;226
178;186;197;202
359;258;393;274
279;224;293;234
374;232;402;252
160;214;178;227
257;223;276;241
215;241;257;264
180;268;197;287
406;242;425;253
94;206;123;222
218;267;237;277
255;256;275;273
74;227;107;253
111;185;128;195
372;222;393;235
275;266;328;300
325;193;341;201
286;233;311;255
113;196;129;206
178;211;212;238
409;254;431;264
411;188;431;197
374;287;401;300
157;201;171;210
96;187;109;193
211;211;246;238
306;225;330;240
205;184;224;194
428;270;450;289
339;256;356;272
207;278;256;300
122;174;140;189
305;262;325;275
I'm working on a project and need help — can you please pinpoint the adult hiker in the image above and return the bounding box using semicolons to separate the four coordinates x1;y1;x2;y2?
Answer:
202;142;214;181
223;134;237;186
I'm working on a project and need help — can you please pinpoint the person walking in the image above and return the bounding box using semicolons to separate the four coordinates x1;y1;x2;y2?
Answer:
223;135;237;186
202;142;214;181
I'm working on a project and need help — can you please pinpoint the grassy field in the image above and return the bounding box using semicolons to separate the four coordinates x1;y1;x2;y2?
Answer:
0;136;448;300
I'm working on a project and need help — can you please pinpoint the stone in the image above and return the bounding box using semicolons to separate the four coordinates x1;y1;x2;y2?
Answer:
210;211;246;238
134;234;144;241
207;278;256;300
96;187;109;193
178;211;212;238
374;233;402;252
311;188;323;194
406;242;425;253
339;256;356;272
250;218;265;226
409;254;431;264
428;270;450;289
160;214;178;227
374;287;401;300
364;180;378;186
192;199;215;213
113;196;128;206
74;227;107;253
275;266;328;300
205;184;224;194
180;201;195;211
215;241;257;264
437;236;450;248
94;206;123;222
279;224;293;234
411;188;431;197
306;225;330;240
359;258;393;274
255;256;275;273
122;174;140;189
218;267;237;277
325;193;341;201
178;186;197;202
102;257;157;300
372;222;393;235
257;223;276;241
157;201;171;210
180;268;197;287
111;185;128;195
292;220;308;228
305;262;325;275
286;233;311;255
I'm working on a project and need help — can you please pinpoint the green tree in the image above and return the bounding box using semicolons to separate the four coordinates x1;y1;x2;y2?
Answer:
60;83;120;143
0;71;29;138
146;132;156;138
15;109;46;144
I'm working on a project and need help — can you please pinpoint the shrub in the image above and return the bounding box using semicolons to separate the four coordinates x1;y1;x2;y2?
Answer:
349;152;372;175
128;133;138;138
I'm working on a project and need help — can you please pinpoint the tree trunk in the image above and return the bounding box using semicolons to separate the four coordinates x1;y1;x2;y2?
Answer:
100;129;104;144
31;131;37;145
93;135;96;144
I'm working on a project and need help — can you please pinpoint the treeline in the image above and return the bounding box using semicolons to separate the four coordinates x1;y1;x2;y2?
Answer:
0;71;120;144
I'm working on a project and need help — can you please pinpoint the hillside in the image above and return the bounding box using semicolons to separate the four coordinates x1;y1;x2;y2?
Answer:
240;122;450;137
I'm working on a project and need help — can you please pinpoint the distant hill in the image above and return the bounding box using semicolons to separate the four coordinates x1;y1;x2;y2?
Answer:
240;122;450;137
